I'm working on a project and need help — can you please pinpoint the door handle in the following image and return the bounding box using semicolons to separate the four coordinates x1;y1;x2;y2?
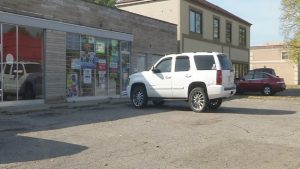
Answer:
165;75;171;79
185;74;192;78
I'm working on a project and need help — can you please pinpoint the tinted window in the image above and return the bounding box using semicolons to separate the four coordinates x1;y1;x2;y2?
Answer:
254;72;266;79
194;55;215;70
217;54;232;70
4;64;11;74
175;56;190;72
244;71;254;80
155;58;172;73
25;64;42;73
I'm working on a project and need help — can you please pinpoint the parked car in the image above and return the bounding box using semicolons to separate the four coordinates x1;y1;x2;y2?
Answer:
0;62;43;100
127;52;236;112
235;70;285;95
252;68;276;76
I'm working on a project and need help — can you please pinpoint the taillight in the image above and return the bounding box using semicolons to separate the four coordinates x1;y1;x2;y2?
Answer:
216;70;222;85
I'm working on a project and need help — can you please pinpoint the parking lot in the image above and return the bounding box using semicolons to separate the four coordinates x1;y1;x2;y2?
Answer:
0;94;300;169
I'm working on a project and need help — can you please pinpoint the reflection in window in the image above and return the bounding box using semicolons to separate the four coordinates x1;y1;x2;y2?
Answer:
175;56;190;72
156;58;172;73
190;10;202;34
194;55;215;70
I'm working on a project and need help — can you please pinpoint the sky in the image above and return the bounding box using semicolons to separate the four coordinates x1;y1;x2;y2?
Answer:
207;0;283;46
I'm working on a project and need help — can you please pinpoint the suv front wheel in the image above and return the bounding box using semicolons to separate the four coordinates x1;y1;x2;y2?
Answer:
189;87;208;112
131;85;148;108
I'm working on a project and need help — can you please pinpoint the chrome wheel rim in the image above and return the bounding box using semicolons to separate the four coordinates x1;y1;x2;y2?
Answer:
264;87;271;95
192;91;205;110
133;90;144;106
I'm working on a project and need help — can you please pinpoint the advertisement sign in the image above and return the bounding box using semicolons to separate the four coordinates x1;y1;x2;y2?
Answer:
83;69;92;84
66;73;78;97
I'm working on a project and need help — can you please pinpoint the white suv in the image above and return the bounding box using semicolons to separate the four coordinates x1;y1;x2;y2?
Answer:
127;52;236;112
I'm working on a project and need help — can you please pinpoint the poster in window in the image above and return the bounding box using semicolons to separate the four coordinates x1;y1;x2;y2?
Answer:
96;40;105;54
98;59;107;71
66;73;78;97
83;69;92;84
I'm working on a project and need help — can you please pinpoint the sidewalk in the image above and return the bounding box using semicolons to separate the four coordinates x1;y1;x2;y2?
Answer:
0;98;130;115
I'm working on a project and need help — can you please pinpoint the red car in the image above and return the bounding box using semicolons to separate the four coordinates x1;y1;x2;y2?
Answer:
235;70;286;95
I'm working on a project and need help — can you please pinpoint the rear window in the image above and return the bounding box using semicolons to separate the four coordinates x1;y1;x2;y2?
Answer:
194;55;215;70
217;54;232;70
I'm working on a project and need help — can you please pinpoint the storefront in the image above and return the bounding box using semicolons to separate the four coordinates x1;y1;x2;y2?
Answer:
0;0;177;106
0;11;133;104
66;33;131;99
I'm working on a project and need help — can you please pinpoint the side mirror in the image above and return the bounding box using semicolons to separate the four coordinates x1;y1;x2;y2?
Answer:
13;69;24;75
152;68;160;73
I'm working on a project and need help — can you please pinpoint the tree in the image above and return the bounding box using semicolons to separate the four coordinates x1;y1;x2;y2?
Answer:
280;0;300;63
84;0;117;7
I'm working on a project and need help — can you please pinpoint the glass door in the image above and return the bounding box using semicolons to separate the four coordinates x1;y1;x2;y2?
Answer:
2;24;18;101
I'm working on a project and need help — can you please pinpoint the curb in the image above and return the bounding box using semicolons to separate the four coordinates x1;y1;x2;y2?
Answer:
0;98;130;115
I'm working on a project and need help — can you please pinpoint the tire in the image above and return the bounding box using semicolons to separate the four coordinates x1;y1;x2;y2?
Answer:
22;85;35;100
131;85;148;109
208;98;222;110
152;100;165;106
188;87;208;113
262;85;272;96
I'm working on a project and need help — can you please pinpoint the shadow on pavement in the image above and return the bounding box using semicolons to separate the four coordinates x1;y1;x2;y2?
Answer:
211;107;296;115
0;133;87;164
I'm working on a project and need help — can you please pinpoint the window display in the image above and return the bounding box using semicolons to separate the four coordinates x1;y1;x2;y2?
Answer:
0;24;44;102
66;33;131;98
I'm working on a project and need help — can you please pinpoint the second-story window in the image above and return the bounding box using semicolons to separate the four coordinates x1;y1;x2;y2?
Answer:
213;17;220;40
226;22;232;43
239;27;247;47
189;10;202;34
282;51;289;60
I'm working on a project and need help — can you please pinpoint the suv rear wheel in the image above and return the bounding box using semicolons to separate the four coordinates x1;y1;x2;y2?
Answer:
189;87;208;112
131;85;148;108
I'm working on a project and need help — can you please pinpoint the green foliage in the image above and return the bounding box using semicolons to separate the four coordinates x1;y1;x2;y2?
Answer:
281;0;300;63
84;0;117;7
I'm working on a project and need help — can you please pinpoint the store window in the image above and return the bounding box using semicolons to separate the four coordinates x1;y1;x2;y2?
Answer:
66;33;131;98
0;24;44;102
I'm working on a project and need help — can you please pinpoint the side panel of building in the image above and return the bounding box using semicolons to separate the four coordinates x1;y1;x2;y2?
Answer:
44;30;66;102
251;47;299;85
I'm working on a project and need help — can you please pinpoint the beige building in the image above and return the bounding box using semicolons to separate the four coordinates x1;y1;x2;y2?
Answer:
117;0;251;77
250;43;300;85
